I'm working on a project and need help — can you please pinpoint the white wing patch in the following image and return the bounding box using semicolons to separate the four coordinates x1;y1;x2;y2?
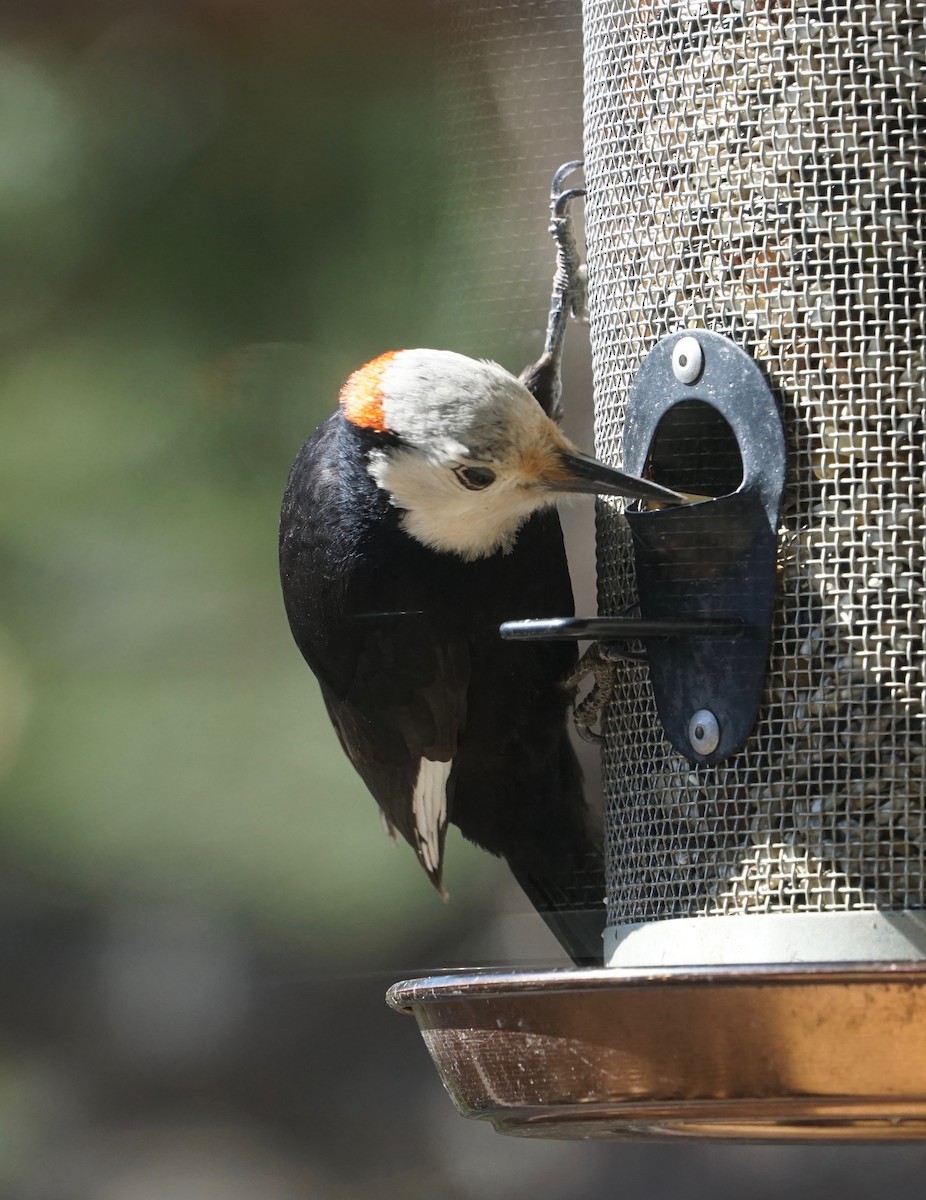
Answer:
413;757;452;879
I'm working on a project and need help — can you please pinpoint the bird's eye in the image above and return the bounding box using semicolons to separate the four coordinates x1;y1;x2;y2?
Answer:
454;465;496;491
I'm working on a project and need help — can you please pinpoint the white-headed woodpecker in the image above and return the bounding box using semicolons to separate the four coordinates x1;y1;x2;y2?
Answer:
279;164;683;964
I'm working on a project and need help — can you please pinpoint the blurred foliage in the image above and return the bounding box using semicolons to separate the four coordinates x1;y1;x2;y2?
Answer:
0;5;508;958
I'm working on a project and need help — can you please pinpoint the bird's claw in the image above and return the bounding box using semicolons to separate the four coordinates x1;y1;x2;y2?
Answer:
562;642;615;745
552;186;586;220
551;159;585;200
562;623;648;742
546;161;588;344
520;162;589;421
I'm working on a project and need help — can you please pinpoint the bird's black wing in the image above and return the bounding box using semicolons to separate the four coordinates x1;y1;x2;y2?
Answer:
280;415;470;890
318;613;470;891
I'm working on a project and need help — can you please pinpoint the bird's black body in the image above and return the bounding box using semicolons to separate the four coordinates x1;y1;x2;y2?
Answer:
271;163;674;963
280;412;605;963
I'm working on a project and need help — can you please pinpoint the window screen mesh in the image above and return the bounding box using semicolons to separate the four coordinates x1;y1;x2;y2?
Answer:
439;0;586;364
583;0;926;925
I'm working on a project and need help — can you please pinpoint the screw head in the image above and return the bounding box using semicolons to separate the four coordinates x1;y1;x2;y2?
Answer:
688;708;720;756
672;335;704;385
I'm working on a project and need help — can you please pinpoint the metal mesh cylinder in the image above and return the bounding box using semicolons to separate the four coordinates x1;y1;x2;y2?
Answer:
583;0;926;962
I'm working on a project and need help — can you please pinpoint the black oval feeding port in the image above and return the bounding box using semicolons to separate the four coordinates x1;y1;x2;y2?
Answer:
619;330;786;765
501;331;786;768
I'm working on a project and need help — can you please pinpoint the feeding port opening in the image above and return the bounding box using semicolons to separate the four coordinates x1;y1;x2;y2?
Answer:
645;399;744;500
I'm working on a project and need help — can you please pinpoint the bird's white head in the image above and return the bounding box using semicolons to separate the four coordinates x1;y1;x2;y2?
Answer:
339;348;682;561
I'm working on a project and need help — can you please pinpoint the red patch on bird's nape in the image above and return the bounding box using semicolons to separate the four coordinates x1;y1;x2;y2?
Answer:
339;350;401;432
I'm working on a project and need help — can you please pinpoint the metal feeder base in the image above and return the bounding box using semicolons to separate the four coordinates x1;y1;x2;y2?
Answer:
387;964;926;1141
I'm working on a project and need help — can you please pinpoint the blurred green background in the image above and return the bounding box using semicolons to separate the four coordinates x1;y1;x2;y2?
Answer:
2;2;926;1197
0;0;508;958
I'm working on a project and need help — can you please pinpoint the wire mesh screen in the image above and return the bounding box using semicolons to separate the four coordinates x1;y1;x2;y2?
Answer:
583;0;926;932
438;0;585;365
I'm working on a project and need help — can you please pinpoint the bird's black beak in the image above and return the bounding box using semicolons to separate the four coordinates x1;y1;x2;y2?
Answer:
551;450;687;506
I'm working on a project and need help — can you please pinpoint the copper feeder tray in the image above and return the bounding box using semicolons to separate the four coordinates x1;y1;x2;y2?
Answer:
387;964;926;1141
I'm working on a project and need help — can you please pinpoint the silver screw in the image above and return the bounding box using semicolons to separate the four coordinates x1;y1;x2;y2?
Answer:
688;709;720;756
672;335;703;384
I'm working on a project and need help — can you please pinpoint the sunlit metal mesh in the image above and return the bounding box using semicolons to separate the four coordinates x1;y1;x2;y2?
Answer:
584;0;926;926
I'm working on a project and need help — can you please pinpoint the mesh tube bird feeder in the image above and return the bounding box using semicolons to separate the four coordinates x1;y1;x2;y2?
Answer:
586;0;926;967
388;0;926;1139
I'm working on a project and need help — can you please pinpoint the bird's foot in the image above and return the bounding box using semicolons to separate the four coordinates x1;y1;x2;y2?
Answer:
520;162;588;422
551;159;584;200
548;160;588;327
562;636;645;744
562;642;614;744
